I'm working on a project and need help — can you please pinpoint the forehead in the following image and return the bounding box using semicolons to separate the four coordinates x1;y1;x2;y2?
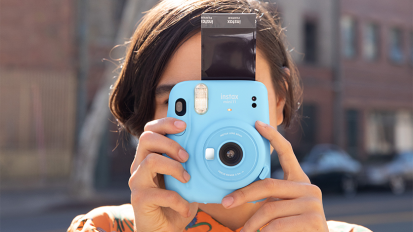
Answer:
157;32;270;86
158;33;202;85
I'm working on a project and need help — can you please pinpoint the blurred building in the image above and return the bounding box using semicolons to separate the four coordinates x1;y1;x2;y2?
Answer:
1;0;411;190
277;0;413;160
273;0;336;160
0;0;126;189
0;0;76;188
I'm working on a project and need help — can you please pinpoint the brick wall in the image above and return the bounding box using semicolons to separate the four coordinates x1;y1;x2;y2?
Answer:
0;0;74;71
0;70;76;187
341;0;413;158
0;0;76;188
341;0;412;109
0;0;127;189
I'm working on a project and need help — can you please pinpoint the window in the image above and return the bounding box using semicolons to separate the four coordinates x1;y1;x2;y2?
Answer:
304;20;317;63
395;111;413;152
346;109;359;158
363;23;379;61
389;27;403;63
410;31;413;65
341;16;357;58
366;111;395;155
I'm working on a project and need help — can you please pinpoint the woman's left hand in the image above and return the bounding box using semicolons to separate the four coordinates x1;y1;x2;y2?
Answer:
221;121;329;232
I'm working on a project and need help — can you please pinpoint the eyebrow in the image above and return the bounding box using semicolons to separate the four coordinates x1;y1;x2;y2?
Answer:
155;84;176;96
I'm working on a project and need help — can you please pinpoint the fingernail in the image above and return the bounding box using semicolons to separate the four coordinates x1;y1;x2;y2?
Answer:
240;229;244;232
183;170;190;182
174;120;186;129
179;149;189;162
256;120;267;127
222;196;234;208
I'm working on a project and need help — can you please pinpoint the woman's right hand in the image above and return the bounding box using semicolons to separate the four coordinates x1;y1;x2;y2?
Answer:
129;117;199;232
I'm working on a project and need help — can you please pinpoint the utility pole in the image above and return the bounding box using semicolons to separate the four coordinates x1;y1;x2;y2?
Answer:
75;0;89;150
71;0;159;198
332;0;344;148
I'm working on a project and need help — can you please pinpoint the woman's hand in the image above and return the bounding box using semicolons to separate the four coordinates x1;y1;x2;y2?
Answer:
129;117;199;232
221;121;329;232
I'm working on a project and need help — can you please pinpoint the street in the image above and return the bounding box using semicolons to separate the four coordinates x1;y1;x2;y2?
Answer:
323;190;413;232
0;189;411;232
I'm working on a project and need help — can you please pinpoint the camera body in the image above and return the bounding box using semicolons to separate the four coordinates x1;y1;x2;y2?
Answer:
165;80;271;203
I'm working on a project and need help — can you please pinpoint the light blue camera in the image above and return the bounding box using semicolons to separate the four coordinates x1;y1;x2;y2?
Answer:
165;80;271;204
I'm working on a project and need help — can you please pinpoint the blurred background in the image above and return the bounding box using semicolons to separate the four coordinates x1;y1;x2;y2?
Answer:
0;0;412;231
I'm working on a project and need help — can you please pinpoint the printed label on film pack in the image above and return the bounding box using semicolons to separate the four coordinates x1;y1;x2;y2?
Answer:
201;13;256;80
201;13;255;28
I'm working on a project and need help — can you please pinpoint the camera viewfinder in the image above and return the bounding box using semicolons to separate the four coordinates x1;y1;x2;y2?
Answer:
175;98;186;116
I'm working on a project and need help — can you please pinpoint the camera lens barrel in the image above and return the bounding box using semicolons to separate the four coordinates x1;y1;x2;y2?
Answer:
219;142;243;166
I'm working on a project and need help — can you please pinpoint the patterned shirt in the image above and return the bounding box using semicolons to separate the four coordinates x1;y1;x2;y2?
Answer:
67;204;372;232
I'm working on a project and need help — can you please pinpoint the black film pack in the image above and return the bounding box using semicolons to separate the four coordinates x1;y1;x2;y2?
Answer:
201;13;256;81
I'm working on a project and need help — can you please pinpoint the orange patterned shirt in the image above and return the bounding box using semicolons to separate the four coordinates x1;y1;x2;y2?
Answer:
67;204;372;232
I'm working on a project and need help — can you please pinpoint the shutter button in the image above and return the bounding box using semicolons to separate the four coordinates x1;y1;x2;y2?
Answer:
205;148;214;160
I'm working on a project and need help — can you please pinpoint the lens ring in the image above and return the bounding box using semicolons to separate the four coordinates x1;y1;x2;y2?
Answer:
219;142;243;166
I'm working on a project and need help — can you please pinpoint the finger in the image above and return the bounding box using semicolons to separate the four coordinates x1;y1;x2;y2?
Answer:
129;153;190;189
133;188;192;218
259;215;302;232
222;178;321;209
255;120;309;183
260;213;327;232
242;198;323;232
144;117;186;135
131;131;189;174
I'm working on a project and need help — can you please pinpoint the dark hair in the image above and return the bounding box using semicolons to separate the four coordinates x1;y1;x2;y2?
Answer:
110;0;302;137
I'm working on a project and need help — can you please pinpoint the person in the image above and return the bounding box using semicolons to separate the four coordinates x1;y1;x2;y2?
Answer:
68;0;372;231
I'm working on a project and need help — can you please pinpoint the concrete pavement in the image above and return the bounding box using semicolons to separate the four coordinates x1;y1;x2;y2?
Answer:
324;190;413;231
1;187;131;216
1;187;412;232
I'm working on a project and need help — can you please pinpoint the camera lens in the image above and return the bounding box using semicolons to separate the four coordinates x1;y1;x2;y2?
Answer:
252;103;257;108
252;96;256;101
219;142;243;166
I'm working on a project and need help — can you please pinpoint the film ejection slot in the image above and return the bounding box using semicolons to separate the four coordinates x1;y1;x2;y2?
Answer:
195;83;208;114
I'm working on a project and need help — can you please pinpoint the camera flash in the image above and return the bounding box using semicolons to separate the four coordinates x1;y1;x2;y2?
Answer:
227;109;232;111
195;83;208;114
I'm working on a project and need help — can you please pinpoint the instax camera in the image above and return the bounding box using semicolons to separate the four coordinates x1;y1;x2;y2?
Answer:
164;80;271;203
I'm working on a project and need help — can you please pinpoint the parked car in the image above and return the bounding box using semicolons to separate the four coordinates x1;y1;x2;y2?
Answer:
273;144;362;196
361;151;413;195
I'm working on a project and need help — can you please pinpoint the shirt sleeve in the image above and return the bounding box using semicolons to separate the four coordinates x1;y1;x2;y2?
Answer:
327;220;372;232
67;204;135;232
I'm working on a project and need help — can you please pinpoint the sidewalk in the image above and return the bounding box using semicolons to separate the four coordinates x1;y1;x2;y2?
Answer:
0;187;131;217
